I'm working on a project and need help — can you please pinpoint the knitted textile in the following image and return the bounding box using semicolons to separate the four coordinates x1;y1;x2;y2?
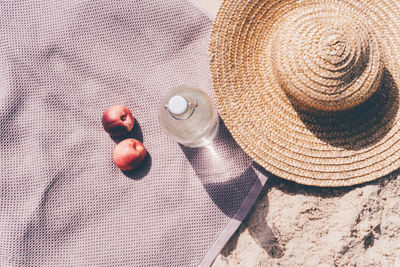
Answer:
0;1;267;266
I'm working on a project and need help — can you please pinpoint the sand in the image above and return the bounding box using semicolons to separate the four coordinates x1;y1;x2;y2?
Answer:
193;1;400;265
212;172;400;266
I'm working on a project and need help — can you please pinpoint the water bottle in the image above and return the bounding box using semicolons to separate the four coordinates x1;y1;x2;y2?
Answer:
158;86;220;147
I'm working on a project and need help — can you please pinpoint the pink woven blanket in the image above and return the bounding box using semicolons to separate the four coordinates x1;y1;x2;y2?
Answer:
0;1;267;266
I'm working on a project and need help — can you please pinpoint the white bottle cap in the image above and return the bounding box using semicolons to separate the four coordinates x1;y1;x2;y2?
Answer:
167;95;188;115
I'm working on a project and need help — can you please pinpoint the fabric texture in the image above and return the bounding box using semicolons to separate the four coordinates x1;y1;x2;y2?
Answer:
0;1;267;266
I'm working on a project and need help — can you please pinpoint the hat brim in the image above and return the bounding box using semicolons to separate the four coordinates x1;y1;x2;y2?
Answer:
209;0;400;187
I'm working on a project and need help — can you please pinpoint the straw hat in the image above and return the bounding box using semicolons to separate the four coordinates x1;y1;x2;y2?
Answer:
209;0;400;187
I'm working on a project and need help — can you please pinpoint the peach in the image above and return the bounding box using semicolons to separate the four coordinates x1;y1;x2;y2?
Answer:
102;105;134;136
113;138;146;171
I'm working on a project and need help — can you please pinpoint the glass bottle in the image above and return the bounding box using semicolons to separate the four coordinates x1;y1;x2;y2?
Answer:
158;86;220;147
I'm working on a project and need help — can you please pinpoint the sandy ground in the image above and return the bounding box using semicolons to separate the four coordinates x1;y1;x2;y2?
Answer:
196;0;400;265
212;172;400;266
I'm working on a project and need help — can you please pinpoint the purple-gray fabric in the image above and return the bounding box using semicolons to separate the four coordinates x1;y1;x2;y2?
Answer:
0;1;267;266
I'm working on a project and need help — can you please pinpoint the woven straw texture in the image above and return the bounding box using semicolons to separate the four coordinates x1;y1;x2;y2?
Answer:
0;1;267;266
210;0;400;187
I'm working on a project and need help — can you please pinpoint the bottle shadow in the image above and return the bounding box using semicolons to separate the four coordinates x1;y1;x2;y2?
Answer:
180;121;263;218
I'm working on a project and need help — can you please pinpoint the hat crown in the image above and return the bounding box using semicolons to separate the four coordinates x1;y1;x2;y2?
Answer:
272;9;383;112
210;0;400;186
320;33;347;64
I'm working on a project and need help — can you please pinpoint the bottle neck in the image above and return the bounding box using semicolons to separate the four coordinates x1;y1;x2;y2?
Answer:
165;95;198;120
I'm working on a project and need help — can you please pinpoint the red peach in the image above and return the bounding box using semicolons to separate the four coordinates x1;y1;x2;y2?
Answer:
113;138;146;171
102;105;134;136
